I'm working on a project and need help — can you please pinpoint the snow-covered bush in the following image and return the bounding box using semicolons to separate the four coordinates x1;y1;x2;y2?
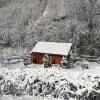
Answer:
0;65;100;100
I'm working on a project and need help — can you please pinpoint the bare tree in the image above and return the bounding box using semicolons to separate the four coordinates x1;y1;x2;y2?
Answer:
72;0;100;54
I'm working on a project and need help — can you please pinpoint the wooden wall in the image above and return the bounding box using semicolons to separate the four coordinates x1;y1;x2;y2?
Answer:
31;53;62;65
49;55;62;64
31;53;44;64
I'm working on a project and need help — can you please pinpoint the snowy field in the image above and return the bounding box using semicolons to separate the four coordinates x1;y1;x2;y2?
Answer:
0;95;64;100
0;63;100;100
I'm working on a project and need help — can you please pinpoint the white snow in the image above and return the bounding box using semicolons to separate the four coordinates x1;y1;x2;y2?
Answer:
30;42;72;56
0;62;100;99
0;95;64;100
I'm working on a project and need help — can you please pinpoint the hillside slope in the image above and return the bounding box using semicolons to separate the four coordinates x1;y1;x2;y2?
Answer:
0;0;77;48
0;0;100;52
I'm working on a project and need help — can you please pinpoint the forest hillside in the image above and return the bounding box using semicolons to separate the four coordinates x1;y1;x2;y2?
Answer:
0;0;100;56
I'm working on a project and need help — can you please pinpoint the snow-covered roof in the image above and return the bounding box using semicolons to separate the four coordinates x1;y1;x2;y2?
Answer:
30;42;72;56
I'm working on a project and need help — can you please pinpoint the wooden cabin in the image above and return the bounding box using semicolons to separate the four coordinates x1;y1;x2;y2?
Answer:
30;42;72;65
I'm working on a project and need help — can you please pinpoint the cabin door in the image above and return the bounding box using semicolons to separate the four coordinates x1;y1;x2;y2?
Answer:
49;55;56;64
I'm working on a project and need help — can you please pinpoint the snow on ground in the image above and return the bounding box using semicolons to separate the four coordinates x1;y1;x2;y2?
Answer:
0;62;100;100
0;95;64;100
